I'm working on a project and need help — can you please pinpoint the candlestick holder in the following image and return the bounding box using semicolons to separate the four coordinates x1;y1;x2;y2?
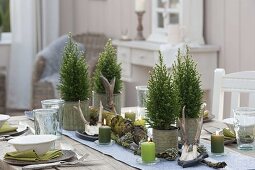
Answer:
135;11;145;40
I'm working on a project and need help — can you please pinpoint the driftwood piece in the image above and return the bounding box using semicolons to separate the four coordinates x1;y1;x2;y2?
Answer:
100;74;117;115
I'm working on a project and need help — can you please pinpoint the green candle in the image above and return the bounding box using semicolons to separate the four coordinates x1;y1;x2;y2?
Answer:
125;112;136;122
211;131;224;153
141;140;156;163
99;120;111;144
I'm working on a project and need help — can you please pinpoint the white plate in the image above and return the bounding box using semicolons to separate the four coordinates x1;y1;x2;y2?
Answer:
0;114;10;128
8;135;58;155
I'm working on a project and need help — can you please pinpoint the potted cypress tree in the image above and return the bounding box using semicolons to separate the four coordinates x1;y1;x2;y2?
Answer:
146;52;180;153
172;46;204;144
0;10;2;40
93;39;122;114
58;33;90;131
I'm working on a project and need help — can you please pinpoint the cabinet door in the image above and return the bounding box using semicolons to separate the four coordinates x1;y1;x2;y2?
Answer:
131;49;155;67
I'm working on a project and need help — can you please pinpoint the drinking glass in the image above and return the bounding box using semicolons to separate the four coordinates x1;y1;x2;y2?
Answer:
233;107;255;150
41;99;64;136
136;86;148;119
33;108;58;135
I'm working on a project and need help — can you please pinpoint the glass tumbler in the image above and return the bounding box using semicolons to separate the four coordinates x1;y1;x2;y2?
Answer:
234;107;255;150
136;86;148;119
33;108;58;135
41;99;64;136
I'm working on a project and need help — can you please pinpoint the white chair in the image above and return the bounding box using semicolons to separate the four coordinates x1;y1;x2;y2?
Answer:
212;68;255;120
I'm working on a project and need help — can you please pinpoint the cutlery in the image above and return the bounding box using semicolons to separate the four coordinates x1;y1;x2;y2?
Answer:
0;135;14;141
22;153;89;170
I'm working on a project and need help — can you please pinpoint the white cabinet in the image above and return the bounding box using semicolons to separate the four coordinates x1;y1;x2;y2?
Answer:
113;40;220;109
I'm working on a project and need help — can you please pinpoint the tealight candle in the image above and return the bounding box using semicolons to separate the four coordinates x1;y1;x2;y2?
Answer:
125;111;136;122
99;119;111;144
211;131;224;153
141;138;156;163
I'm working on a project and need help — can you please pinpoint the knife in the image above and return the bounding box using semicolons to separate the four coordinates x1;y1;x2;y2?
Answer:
22;161;63;170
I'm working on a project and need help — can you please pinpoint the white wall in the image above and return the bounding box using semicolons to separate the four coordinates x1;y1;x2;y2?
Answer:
60;0;151;39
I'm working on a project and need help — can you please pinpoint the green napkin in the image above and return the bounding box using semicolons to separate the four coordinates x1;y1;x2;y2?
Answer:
4;149;63;161
0;122;17;133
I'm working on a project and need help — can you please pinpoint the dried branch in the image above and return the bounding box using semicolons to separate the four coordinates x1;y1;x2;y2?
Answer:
73;100;90;125
100;74;117;114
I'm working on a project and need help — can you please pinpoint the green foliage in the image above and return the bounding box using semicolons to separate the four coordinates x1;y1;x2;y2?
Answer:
0;10;2;27
172;46;203;118
146;52;180;130
0;0;10;31
93;39;122;93
58;33;90;101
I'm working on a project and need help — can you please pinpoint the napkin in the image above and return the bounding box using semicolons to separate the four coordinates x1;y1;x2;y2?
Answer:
4;150;63;161
0;122;18;133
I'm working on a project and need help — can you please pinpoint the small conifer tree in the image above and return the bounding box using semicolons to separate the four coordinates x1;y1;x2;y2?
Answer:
93;39;122;94
58;33;90;101
172;46;203;118
146;52;180;130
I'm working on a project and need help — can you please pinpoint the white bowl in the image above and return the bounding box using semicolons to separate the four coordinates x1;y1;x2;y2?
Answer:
0;114;10;128
223;117;255;132
8;135;58;155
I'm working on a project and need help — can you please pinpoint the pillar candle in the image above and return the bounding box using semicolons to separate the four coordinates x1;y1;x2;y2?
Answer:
125;112;136;122
135;0;145;12
211;131;224;153
141;139;156;163
99;119;111;144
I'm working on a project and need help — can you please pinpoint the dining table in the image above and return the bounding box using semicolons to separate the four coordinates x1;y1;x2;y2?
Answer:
1;107;255;170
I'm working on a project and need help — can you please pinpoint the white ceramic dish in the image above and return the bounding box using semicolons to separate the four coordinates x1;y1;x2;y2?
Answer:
0;114;10;128
8;135;58;155
222;118;234;131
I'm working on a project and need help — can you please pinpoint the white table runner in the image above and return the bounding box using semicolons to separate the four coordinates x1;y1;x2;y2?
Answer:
62;130;255;170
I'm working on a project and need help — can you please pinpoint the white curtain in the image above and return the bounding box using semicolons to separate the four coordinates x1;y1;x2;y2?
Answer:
7;0;59;110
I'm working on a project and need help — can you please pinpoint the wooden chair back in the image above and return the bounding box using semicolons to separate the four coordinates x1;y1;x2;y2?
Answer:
212;68;255;120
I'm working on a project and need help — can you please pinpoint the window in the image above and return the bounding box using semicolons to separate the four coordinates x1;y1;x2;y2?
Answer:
0;0;10;32
147;0;204;45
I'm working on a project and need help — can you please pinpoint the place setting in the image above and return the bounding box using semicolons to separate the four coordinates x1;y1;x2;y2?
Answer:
3;134;92;169
0;114;29;141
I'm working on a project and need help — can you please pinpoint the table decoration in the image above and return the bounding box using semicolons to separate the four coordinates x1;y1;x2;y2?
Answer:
93;39;122;114
146;52;180;153
99;119;111;144
211;131;224;154
74;100;103;136
58;33;90;131
125;111;136;122
3;150;75;166
110;115;147;151
62;130;233;169
172;46;204;145
141;138;156;163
